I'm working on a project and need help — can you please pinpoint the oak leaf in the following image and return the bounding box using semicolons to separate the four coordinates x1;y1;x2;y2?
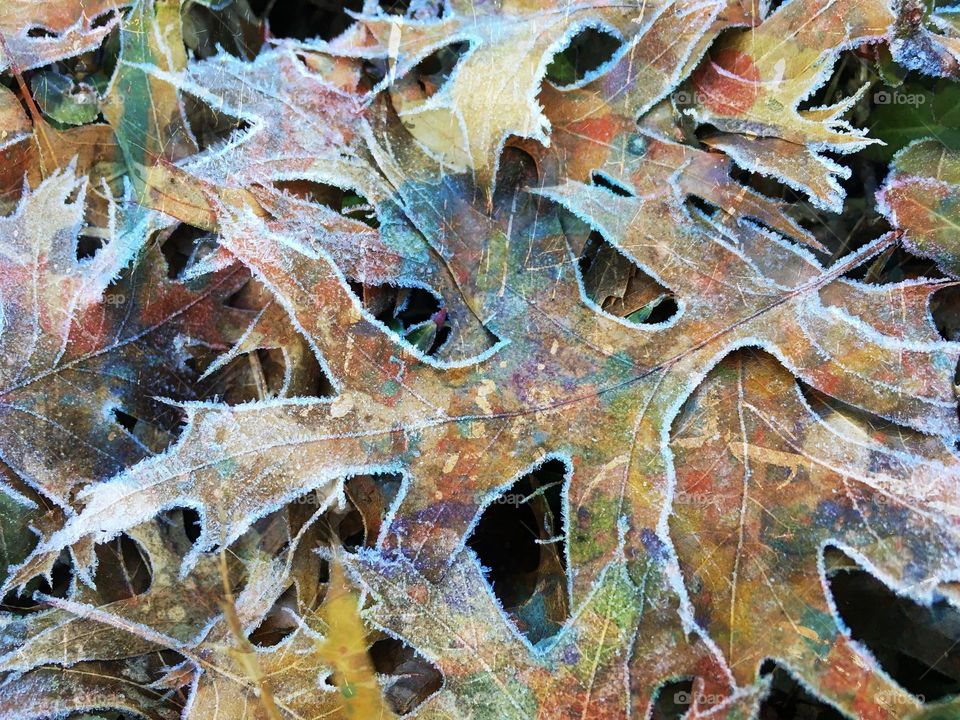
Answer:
3;1;960;719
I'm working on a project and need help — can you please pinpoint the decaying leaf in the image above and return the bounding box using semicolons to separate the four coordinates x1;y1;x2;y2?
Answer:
2;1;960;719
0;168;245;512
0;0;127;73
879;138;960;277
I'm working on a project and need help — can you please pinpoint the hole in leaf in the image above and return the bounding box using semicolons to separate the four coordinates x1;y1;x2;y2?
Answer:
591;172;633;197
492;146;540;210
370;637;443;715
643;297;679;323
650;678;695;719
330;189;379;228
578;231;678;324
26;26;58;38
76;234;104;261
341;473;404;549
93;533;152;601
827;552;960;702
545;26;622;87
203;344;335;404
249;585;298;647
406;42;469;99
758;661;845;719
272;180;379;228
155;508;206;557
159;223;218;280
249;0;362;41
180;507;203;545
467;459;568;644
932;286;960;343
347;281;450;355
183;93;251;153
336;500;366;551
111;407;138;433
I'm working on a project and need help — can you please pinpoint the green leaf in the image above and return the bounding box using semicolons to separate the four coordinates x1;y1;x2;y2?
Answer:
868;82;960;161
31;71;100;126
403;320;438;353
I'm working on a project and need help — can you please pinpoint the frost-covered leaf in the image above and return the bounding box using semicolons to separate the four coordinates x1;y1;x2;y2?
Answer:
0;660;180;719
23;119;960;716
0;0;126;72
4;0;960;718
670;351;959;717
343;0;745;187
879;138;960;277
0;168;245;511
0;520;224;671
684;0;894;211
102;0;197;196
350;547;643;718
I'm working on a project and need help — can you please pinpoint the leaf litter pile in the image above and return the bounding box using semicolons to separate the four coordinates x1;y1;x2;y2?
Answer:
4;0;960;718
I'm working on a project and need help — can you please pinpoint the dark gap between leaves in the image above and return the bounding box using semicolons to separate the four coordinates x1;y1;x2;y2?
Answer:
650;678;694;719
758;661;845;719
828;551;960;703
1;549;73;615
370;637;444;714
159;223;218;280
579;231;679;324
591;171;634;197
249;0;362;41
93;533;152;601
467;459;568;645
347;280;449;356
545;26;622;87
407;42;469;100
183;93;252;153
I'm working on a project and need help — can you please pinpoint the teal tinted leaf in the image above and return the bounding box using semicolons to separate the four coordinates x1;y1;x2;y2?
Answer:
31;71;100;126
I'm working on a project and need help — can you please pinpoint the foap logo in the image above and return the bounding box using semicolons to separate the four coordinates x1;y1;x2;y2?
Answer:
492;492;528;507
673;690;725;707
873;90;926;107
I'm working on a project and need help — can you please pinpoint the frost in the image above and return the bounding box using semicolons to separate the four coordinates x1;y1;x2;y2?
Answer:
3;0;960;718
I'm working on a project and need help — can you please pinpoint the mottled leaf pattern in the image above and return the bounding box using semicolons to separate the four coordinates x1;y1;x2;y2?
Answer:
1;1;960;719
